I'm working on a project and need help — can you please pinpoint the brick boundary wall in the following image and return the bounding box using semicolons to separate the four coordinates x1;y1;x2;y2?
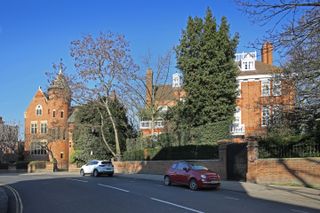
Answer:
112;143;227;179
113;159;226;179
247;141;320;187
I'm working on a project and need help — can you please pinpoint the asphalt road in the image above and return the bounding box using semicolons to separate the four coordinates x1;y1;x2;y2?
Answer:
2;174;319;213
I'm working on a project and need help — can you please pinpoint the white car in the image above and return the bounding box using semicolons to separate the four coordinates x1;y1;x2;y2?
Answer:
80;160;114;177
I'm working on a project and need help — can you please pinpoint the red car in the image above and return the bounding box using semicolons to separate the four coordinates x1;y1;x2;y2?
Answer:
164;161;221;190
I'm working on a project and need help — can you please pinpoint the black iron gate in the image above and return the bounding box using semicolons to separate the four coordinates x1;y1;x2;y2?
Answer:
226;143;248;181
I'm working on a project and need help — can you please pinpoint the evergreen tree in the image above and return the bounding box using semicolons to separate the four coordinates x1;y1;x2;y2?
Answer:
72;98;136;164
175;8;239;128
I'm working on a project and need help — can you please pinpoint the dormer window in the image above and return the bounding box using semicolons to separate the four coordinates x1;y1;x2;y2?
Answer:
36;105;42;116
235;52;256;71
172;73;183;88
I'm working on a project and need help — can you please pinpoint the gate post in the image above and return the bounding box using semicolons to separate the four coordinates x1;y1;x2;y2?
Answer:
218;142;228;180
246;141;258;182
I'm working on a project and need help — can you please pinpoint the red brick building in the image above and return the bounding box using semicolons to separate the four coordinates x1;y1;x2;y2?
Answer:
232;42;295;138
140;43;295;138
140;69;186;136
24;70;72;169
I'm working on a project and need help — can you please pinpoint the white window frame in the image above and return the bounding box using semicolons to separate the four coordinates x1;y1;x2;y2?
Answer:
261;80;270;97
233;107;241;125
237;81;241;97
30;121;37;134
272;75;282;96
36;105;42;116
30;141;47;155
262;106;270;127
40;121;47;134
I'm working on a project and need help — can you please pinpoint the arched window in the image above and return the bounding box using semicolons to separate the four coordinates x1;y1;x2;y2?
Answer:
36;105;42;116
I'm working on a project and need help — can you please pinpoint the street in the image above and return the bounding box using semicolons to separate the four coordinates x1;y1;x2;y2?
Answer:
0;173;319;213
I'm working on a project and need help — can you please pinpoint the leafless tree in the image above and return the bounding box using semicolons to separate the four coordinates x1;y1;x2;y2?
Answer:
0;120;19;162
237;0;320;126
236;0;320;52
70;32;139;159
121;50;180;139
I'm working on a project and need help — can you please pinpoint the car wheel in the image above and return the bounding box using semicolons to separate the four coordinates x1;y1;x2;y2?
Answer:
164;176;171;186
93;169;99;177
189;179;198;191
213;184;221;191
80;169;85;176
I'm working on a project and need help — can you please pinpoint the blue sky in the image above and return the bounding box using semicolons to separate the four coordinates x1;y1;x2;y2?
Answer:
0;0;274;137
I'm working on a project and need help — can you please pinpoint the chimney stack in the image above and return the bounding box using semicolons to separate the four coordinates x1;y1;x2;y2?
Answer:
146;68;153;106
261;42;273;65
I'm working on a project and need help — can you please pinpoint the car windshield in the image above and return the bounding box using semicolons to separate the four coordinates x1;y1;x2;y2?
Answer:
191;164;208;171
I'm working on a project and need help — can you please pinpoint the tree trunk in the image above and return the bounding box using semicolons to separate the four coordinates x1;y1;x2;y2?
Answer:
104;101;121;159
97;109;117;158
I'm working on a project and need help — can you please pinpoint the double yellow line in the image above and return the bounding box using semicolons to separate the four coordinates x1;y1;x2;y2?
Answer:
3;185;23;213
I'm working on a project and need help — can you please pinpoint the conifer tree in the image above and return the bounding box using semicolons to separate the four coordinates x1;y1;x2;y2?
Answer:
175;8;239;128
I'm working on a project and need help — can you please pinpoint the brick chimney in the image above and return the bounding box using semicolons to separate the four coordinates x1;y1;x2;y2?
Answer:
261;42;273;65
146;68;153;106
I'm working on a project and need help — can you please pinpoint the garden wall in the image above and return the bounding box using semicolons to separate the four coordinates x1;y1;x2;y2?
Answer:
247;142;320;187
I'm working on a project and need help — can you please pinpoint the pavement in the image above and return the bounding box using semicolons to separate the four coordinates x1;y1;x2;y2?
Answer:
0;172;319;212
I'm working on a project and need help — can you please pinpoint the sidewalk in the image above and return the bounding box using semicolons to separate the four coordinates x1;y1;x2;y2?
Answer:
116;173;320;210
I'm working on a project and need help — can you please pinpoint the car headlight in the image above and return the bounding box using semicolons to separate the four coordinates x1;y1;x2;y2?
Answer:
201;175;206;179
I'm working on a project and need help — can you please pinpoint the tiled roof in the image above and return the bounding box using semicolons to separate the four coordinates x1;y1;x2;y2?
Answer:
155;85;179;102
238;61;281;76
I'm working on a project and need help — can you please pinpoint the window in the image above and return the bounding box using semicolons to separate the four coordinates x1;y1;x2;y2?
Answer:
53;110;56;118
261;80;270;96
30;142;47;155
60;152;64;159
272;75;282;96
40;122;47;134
154;120;164;128
60;111;64;118
36;105;42;116
272;105;282;125
237;81;241;97
262;106;270;127
177;162;189;170
30;122;37;134
171;163;177;169
62;129;66;140
233;107;241;125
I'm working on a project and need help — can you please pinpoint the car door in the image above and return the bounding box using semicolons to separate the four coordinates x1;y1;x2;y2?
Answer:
88;160;98;173
83;161;92;174
176;162;190;184
168;163;178;183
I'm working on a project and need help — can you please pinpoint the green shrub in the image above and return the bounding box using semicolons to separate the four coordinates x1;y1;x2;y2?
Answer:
122;150;145;161
122;145;219;161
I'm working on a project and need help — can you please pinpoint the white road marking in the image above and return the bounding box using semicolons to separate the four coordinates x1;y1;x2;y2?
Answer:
98;184;130;193
69;178;88;183
290;209;310;213
3;185;23;213
150;197;205;213
224;196;239;201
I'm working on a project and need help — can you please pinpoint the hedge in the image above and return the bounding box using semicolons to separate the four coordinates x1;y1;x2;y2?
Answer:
122;145;219;161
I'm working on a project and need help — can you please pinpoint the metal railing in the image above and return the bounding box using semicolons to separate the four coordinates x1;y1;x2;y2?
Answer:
259;142;320;158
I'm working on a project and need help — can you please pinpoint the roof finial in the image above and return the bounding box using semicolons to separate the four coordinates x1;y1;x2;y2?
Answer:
59;58;63;74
